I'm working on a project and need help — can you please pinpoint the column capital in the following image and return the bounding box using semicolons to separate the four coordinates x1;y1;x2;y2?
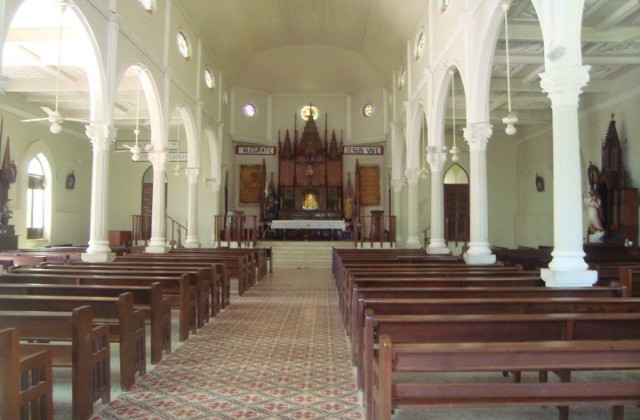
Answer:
147;149;167;171
539;65;591;107
390;178;405;192
85;123;116;152
463;122;493;151
426;146;448;173
405;168;422;185
185;167;200;184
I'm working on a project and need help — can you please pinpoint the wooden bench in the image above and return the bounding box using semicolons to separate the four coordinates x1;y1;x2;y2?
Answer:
352;296;640;389
0;328;53;420
16;264;215;325
170;247;269;281
0;272;196;342
0;293;145;390
64;260;230;313
0;282;170;364
341;274;545;329
117;253;250;295
362;311;640;418
0;306;110;420
373;336;640;420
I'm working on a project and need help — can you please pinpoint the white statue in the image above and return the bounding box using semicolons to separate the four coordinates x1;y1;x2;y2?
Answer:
585;189;604;242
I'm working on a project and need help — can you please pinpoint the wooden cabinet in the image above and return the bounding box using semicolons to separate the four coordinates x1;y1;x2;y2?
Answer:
611;188;638;245
109;230;132;248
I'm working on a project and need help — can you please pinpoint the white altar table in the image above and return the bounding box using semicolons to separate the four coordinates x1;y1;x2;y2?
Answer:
270;219;347;240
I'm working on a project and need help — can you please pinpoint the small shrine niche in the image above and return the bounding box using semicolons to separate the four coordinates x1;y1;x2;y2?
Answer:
276;112;344;219
590;114;638;245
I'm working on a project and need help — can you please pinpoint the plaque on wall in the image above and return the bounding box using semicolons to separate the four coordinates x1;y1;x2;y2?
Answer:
359;165;380;206
239;164;262;205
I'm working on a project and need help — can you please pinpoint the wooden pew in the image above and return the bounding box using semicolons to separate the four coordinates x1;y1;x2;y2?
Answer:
170;247;269;281
0;328;53;420
341;274;545;329
0;293;145;390
62;260;229;313
362;311;640;418
15;264;215;324
117;253;250;295
0;272;196;342
0;282;170;364
373;336;640;420
352;296;640;389
0;306;110;420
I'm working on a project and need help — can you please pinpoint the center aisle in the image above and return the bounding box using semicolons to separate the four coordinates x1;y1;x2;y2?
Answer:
93;268;364;419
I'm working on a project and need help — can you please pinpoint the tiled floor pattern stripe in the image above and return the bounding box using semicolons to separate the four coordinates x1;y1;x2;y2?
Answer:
91;268;363;419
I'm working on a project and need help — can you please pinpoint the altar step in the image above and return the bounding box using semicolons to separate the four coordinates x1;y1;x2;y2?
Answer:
259;240;355;269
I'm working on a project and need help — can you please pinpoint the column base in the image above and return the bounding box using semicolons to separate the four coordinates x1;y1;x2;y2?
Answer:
146;238;170;253
405;236;422;249
81;252;115;262
540;268;598;287
184;238;201;248
85;240;112;255
463;253;496;265
427;239;450;255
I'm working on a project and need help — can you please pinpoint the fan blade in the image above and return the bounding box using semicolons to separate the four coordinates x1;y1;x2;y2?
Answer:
64;118;92;123
41;106;56;116
21;117;49;122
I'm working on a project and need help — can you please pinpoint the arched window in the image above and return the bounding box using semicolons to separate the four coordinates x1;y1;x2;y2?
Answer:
26;154;50;240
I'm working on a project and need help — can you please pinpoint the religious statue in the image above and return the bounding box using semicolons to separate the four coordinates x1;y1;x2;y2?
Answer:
302;193;318;210
344;196;354;220
585;189;605;243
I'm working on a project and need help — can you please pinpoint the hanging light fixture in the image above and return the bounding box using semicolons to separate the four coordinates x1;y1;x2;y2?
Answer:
449;69;460;163
501;2;518;136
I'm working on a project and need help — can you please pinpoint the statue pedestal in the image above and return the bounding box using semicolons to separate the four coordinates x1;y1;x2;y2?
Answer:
0;224;18;250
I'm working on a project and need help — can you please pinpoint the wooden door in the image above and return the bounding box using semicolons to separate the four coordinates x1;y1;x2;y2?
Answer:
444;184;469;244
141;183;153;240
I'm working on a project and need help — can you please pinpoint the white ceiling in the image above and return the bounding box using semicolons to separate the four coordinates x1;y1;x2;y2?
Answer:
2;0;640;135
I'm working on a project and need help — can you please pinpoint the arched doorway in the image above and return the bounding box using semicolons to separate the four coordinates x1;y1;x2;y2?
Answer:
140;166;167;241
444;163;469;245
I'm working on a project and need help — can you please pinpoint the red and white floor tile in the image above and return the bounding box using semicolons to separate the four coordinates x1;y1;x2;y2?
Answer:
91;268;364;420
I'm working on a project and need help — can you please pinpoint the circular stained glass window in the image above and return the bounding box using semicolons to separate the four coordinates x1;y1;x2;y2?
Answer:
362;103;375;118
415;30;425;61
177;31;190;59
398;67;406;90
243;103;257;118
301;105;319;121
204;68;214;89
137;0;153;12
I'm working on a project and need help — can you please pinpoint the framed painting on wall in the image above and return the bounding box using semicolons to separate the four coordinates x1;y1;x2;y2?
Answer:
239;164;262;205
359;165;380;206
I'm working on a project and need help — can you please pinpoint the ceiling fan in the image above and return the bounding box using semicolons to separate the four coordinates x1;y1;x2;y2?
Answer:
116;72;146;161
21;1;90;134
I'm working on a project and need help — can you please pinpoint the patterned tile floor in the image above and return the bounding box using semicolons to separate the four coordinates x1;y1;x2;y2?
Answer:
91;268;364;419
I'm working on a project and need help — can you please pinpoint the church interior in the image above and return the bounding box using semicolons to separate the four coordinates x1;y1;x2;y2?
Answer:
0;0;640;419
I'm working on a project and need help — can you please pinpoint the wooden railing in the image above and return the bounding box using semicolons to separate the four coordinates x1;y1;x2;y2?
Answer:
214;213;257;248
353;215;396;248
131;214;187;248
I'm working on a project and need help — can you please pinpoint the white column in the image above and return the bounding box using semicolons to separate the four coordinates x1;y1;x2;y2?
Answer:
426;146;450;254
463;122;496;265
390;178;405;245
404;168;421;248
184;167;201;248
539;65;596;286
146;149;169;253
82;123;116;262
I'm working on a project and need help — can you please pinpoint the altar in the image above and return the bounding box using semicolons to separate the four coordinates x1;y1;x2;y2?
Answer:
270;219;347;241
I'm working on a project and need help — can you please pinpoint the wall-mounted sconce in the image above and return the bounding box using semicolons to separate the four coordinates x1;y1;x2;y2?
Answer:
535;173;544;192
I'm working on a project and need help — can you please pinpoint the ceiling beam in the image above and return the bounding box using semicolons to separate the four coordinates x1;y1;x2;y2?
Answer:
596;1;640;30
